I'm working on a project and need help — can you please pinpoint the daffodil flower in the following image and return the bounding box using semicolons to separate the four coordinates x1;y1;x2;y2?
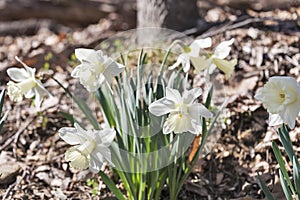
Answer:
169;38;212;72
7;56;51;109
191;38;237;78
72;48;124;92
59;123;116;173
255;76;300;129
149;87;213;134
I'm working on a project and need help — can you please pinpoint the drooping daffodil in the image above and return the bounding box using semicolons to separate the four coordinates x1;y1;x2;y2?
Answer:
59;123;116;173
149;87;213;135
7;56;51;109
169;38;212;73
190;38;237;78
72;48;125;92
255;76;300;129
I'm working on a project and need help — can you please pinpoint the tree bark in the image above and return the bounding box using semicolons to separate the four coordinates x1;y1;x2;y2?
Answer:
137;0;199;31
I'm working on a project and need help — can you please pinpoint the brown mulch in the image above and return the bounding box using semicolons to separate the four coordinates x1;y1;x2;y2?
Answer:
0;0;300;199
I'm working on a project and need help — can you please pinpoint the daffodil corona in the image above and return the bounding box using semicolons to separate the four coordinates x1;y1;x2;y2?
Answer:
59;123;116;173
149;87;213;134
7;56;51;109
191;38;237;78
255;76;300;129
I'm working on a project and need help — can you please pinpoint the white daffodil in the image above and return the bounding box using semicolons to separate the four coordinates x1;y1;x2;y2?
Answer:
7;56;51;109
169;38;212;72
72;48;124;92
255;76;300;129
191;38;237;78
149;87;213;135
59;123;116;173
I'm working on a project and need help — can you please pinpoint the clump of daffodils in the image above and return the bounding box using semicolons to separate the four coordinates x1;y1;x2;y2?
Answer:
149;87;213;134
7;56;51;109
170;37;237;78
6;34;235;200
255;76;300;129
59;123;115;173
71;48;124;92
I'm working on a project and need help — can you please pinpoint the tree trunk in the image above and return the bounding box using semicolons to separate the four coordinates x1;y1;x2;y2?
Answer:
137;0;199;31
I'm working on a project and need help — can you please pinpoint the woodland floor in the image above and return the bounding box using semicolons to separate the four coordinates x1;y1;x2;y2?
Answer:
0;0;300;199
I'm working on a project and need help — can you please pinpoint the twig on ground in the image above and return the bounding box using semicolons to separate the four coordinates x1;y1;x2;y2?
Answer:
0;117;34;152
2;168;28;200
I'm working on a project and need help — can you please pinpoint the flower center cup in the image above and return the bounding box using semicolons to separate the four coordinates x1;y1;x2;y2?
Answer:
18;78;37;94
78;140;97;156
279;93;285;100
7;78;36;102
176;104;189;115
65;140;96;170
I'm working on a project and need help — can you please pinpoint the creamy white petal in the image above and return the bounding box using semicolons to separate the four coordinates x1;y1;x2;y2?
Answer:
7;68;30;82
182;59;190;73
214;38;234;59
166;87;182;104
254;88;263;100
75;48;95;62
188;42;201;58
74;123;87;135
103;61;124;83
163;114;177;134
71;64;84;77
149;97;176;116
189;120;202;135
189;38;212;58
169;54;190;72
106;62;124;76
281;105;300;129
192;38;212;49
24;89;35;98
183;88;202;104
14;56;36;76
94;145;114;166
59;127;86;145
36;80;52;98
96;128;116;146
207;65;216;76
189;103;213;119
89;155;103;173
269;113;283;127
33;87;43;109
168;56;182;70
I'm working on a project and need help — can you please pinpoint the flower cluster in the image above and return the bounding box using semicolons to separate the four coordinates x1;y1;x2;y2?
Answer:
6;37;234;175
170;37;237;78
255;76;300;129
